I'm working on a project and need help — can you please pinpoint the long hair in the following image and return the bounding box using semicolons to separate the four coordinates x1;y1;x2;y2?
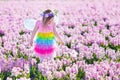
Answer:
42;9;54;26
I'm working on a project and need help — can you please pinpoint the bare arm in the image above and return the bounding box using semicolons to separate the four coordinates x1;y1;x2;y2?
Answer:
30;26;39;45
53;23;64;45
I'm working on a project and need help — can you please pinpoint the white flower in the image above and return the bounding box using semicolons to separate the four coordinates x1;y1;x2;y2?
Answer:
24;63;29;73
6;77;12;80
45;14;49;17
16;77;30;80
11;67;23;77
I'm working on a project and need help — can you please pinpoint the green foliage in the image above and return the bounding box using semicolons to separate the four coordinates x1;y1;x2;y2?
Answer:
105;54;109;59
99;30;102;34
0;33;4;37
61;74;70;80
62;64;66;71
86;42;93;47
90;78;96;80
83;53;99;64
30;65;46;80
17;51;28;60
99;43;108;51
105;24;110;29
68;25;75;29
94;21;97;26
66;42;71;48
105;36;109;41
30;65;37;79
53;74;70;80
5;53;9;60
115;58;120;62
108;43;117;51
9;51;14;57
16;74;23;79
0;71;11;80
1;41;4;47
53;78;58;80
19;30;25;35
11;76;16;80
116;45;120;51
82;24;88;26
64;33;71;37
99;43;107;48
4;51;14;60
35;57;40;64
26;73;30;78
54;56;62;60
100;43;120;51
110;33;114;37
76;68;85;80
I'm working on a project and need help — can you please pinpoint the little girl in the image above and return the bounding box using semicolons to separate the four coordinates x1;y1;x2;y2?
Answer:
30;9;64;62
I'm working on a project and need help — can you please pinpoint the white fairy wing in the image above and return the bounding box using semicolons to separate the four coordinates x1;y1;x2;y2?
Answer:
54;13;60;25
23;18;37;31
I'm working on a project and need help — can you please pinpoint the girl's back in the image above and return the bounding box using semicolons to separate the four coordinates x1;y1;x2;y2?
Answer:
30;9;64;62
34;20;56;61
36;20;54;32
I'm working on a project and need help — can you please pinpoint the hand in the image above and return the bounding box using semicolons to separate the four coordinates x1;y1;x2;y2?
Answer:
60;41;65;46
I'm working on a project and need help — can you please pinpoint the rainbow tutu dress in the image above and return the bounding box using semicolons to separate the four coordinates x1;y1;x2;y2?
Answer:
34;20;57;59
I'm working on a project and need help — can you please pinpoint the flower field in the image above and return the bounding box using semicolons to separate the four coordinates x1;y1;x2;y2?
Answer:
0;0;120;80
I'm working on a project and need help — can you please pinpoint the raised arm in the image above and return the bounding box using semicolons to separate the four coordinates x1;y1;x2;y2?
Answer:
53;23;64;45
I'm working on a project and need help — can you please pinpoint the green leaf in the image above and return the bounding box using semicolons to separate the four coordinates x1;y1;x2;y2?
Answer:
82;24;88;26
66;42;71;48
105;36;109;41
9;51;14;57
43;76;47;80
23;54;29;60
99;30;102;34
86;42;92;47
54;56;62;60
76;77;81;80
37;71;42;80
110;33;114;37
90;78;96;80
62;74;70;80
62;65;66;71
115;58;120;62
0;71;11;80
108;43;117;51
83;53;99;64
36;57;40;64
6;53;9;60
94;21;97;26
64;32;71;37
16;74;22;79
116;45;120;50
19;30;25;35
76;68;85;79
26;73;30;78
105;24;110;29
53;78;58;80
0;32;4;37
12;76;16;80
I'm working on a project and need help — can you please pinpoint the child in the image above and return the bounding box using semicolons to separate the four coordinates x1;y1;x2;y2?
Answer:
30;9;64;62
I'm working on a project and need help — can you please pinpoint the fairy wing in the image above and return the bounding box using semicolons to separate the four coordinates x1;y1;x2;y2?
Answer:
54;13;60;25
23;12;60;31
23;18;37;31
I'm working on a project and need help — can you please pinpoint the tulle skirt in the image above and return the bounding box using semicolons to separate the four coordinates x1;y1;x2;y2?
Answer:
33;40;57;62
